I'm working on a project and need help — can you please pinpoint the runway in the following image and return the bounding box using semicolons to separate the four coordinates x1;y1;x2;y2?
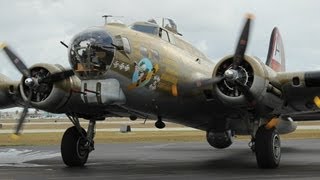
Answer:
1;140;320;179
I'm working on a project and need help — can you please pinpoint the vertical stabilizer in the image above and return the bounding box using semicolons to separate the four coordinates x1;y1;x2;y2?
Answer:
266;27;286;72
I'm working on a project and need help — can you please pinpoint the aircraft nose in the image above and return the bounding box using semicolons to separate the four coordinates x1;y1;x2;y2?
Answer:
68;27;115;79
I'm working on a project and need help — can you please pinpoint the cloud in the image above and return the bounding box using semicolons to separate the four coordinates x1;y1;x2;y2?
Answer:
0;0;320;81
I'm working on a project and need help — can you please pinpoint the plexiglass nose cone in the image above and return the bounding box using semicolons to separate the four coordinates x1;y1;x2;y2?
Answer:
68;27;115;79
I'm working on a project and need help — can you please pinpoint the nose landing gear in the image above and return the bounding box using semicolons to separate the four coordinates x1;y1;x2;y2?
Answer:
61;115;96;167
61;126;90;166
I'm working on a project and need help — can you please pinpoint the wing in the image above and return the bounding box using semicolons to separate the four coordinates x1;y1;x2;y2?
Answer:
257;27;320;121
276;70;320;120
289;112;320;121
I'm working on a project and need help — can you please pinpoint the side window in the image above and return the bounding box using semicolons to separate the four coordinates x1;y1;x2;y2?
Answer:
168;33;176;45
160;29;169;42
122;37;131;54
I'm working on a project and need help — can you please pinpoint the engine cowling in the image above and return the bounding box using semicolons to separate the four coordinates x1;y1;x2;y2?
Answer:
212;55;269;106
0;74;21;108
206;130;233;149
19;63;79;113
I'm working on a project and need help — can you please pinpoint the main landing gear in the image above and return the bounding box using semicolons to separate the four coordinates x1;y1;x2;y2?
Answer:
251;125;281;169
61;115;96;167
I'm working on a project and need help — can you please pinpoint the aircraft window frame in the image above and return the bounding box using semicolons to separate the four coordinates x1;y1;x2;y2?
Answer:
168;33;176;45
69;28;115;79
122;37;131;54
131;24;158;35
160;29;170;42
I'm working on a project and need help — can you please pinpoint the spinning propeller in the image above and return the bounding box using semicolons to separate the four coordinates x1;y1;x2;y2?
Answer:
193;14;255;104
0;43;75;137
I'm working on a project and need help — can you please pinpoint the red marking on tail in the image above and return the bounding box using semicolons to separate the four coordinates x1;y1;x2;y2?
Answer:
266;27;286;72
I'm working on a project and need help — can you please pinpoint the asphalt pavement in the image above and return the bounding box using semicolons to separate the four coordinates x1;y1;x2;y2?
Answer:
1;139;320;179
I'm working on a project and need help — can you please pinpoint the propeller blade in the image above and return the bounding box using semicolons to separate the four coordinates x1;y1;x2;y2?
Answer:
14;106;28;136
195;76;225;88
13;91;32;136
179;76;224;91
39;69;74;83
0;43;31;78
232;14;253;69
235;79;256;106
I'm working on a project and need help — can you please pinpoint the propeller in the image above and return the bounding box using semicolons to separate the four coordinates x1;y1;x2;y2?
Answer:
224;14;255;105
188;14;254;93
232;14;252;70
234;79;256;106
0;42;74;137
13;92;32;137
185;75;225;89
39;69;75;83
189;14;255;106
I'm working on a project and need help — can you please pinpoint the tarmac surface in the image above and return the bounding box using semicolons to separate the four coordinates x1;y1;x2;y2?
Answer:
1;140;320;179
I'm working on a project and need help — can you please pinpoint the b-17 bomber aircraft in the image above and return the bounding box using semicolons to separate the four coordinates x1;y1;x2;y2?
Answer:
1;14;320;169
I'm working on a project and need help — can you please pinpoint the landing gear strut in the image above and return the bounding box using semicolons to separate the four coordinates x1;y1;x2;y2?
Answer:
254;125;281;168
61;115;96;167
155;116;166;129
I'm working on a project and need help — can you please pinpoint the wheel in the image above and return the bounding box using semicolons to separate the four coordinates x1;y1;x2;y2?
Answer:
255;126;281;169
61;126;89;167
155;120;166;129
206;130;233;149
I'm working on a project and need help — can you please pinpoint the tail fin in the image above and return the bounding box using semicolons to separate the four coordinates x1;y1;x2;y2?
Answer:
266;27;286;72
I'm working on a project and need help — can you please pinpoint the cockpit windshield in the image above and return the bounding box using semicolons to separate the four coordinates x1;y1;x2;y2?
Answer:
131;23;159;35
147;18;180;35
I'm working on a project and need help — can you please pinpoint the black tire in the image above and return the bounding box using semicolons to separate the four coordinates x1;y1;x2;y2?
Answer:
206;131;233;149
255;126;281;169
155;121;165;129
61;126;89;167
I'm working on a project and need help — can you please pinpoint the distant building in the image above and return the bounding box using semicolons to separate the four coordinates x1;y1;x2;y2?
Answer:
0;109;66;120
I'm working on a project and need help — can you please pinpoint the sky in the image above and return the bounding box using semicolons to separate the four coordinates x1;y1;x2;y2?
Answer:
1;0;320;81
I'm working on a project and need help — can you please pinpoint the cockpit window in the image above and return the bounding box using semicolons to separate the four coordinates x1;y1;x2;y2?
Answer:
131;24;158;35
168;33;176;45
68;27;115;79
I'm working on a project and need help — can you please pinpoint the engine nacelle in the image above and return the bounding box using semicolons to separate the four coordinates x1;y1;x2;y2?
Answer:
206;130;233;149
212;55;270;107
19;63;79;113
0;74;21;109
276;116;297;134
